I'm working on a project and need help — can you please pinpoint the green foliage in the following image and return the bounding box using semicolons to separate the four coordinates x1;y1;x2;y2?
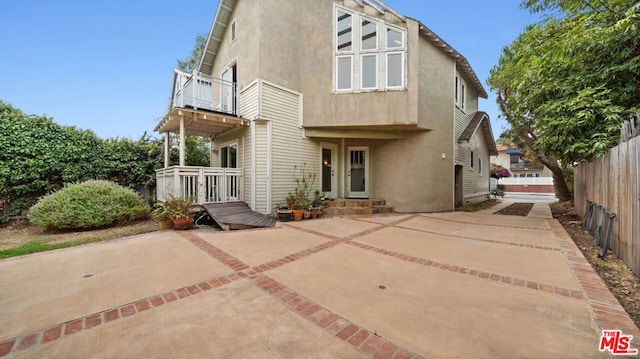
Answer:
489;1;640;165
177;34;207;72
168;134;210;167
28;180;150;230
290;164;317;210
490;188;506;199
456;199;499;212
0;101;163;217
0;240;83;259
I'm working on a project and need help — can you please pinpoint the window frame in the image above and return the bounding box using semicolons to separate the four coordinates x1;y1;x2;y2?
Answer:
230;19;237;43
336;55;354;91
219;142;238;168
360;16;378;52
361;53;378;90
386;51;404;89
470;150;475;169
335;8;354;53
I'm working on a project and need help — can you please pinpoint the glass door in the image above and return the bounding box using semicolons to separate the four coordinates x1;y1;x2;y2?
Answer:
347;146;369;198
321;143;338;199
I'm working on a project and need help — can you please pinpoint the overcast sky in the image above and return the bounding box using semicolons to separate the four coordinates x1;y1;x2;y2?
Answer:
0;1;541;140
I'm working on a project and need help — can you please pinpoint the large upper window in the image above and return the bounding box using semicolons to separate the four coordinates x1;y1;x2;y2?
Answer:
335;6;406;92
455;73;466;110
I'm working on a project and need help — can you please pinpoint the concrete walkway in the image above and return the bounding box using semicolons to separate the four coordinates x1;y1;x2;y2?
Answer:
0;202;638;358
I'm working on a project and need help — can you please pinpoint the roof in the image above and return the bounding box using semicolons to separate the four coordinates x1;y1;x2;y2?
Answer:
458;111;498;156
496;144;508;152
199;0;237;75
198;0;489;98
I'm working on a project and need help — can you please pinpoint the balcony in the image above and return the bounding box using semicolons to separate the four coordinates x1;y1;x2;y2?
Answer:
156;166;242;205
155;69;248;138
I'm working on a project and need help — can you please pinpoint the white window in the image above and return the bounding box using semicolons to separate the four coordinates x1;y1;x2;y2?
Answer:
230;20;237;42
220;143;237;168
386;52;404;88
361;18;377;50
455;73;466;110
361;54;377;89
336;56;353;91
478;158;482;174
334;6;406;92
386;27;404;48
336;10;353;52
470;150;474;168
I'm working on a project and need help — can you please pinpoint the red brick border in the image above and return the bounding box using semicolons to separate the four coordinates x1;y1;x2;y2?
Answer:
346;241;584;301
397;223;560;252
0;273;242;357
420;213;550;231
548;219;640;350
250;274;424;359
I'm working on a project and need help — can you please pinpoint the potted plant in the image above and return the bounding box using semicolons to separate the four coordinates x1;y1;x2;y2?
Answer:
289;164;317;221
151;202;173;229
164;196;194;230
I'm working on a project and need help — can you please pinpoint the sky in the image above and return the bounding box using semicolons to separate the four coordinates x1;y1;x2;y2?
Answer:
0;1;542;140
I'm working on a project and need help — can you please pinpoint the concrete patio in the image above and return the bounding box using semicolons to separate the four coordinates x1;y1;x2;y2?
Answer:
0;201;638;358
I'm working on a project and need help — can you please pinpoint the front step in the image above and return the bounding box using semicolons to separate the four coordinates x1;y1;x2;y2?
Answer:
323;199;394;217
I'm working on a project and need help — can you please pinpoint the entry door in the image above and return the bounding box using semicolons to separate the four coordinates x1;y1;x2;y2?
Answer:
347;146;369;198
321;143;338;199
220;64;236;113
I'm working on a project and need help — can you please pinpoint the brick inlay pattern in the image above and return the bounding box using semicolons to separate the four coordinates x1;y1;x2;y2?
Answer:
0;273;242;357
178;231;250;271
396;224;560;252
548;219;640;350
347;241;584;301
420;213;550;231
250;274;424;359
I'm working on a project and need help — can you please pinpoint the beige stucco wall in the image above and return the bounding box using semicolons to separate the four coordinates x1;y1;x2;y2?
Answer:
201;0;492;212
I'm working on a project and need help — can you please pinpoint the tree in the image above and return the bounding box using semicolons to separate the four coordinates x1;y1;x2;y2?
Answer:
487;0;640;201
176;34;207;72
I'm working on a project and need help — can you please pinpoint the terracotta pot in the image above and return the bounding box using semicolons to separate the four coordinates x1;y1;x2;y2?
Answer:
317;211;323;218
292;209;304;221
173;217;194;230
159;219;173;230
311;211;318;219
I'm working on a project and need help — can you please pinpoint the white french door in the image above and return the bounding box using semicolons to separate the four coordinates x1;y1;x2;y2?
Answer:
321;143;338;199
347;146;369;198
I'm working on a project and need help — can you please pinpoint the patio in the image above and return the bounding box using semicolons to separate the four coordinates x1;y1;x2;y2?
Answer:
0;208;637;358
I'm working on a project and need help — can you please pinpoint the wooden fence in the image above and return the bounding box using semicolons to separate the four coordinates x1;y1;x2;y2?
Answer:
574;135;640;275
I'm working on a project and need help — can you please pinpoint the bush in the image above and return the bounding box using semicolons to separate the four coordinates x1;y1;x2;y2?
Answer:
28;180;150;230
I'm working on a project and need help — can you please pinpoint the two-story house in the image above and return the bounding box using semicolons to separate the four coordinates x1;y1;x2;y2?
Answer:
155;0;497;214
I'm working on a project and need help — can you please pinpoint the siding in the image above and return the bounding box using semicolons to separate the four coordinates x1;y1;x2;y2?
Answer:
463;130;490;198
254;122;268;212
239;81;260;120
262;82;318;208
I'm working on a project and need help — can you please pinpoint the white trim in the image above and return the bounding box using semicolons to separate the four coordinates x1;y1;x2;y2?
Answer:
347;146;370;198
335;6;354;54
230;19;237;43
360;53;378;90
360;16;378;51
320;142;339;199
336;55;354;91
250;121;256;210
385;51;404;89
266;121;272;213
385;24;405;49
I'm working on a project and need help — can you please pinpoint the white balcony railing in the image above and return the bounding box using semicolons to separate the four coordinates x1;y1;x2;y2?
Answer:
156;166;242;204
171;69;237;115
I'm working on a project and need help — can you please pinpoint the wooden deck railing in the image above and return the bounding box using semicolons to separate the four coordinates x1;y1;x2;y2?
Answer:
156;166;242;204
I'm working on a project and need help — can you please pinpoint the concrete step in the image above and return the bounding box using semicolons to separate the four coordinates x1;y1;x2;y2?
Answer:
325;199;386;208
323;205;394;218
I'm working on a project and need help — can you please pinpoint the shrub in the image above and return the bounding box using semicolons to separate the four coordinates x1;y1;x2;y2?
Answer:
29;180;150;230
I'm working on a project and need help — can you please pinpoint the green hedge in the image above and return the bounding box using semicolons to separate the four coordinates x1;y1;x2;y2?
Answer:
28;180;150;230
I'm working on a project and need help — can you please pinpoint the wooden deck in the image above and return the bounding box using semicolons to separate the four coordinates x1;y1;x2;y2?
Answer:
202;202;276;231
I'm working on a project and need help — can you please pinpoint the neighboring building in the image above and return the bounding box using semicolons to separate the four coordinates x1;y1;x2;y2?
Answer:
155;0;497;213
492;144;554;193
